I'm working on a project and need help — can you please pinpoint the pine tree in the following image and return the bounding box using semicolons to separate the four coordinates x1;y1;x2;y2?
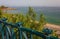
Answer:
28;7;36;21
39;13;46;31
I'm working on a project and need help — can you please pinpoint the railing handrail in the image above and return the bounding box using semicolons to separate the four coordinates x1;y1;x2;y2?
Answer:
0;20;46;39
0;20;58;39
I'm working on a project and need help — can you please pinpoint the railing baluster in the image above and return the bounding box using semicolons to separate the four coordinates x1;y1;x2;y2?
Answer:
5;26;9;39
18;23;23;39
6;29;9;39
22;32;28;39
1;29;4;39
0;23;4;39
20;30;22;39
11;28;16;39
19;26;22;39
0;20;59;39
30;33;33;39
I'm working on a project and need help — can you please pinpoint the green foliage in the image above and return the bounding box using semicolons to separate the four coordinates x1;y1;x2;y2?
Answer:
0;7;58;39
28;7;34;16
0;10;2;18
51;30;58;37
38;13;46;31
27;7;37;29
28;7;36;21
39;13;46;25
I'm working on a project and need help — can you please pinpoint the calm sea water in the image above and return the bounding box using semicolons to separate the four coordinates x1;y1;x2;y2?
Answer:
7;7;60;25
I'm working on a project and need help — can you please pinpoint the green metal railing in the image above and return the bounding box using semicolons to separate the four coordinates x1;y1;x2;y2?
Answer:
0;18;59;39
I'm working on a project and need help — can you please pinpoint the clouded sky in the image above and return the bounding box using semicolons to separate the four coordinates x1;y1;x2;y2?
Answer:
0;0;60;7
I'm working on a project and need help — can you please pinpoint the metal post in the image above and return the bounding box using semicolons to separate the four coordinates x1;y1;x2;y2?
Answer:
11;28;16;39
6;26;9;39
1;29;4;39
6;29;9;39
18;22;23;39
30;33;33;39
19;26;22;39
22;32;28;39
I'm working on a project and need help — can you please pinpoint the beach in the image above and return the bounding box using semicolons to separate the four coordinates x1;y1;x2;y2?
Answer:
45;23;60;31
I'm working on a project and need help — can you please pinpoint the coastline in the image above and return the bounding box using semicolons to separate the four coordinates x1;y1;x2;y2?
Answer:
44;23;60;31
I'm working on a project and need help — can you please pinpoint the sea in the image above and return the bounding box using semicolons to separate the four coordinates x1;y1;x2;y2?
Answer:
6;7;60;25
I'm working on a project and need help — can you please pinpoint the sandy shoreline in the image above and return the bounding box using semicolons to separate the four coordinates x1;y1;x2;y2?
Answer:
44;23;60;31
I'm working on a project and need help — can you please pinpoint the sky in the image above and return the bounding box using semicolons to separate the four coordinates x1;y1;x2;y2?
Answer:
0;0;60;7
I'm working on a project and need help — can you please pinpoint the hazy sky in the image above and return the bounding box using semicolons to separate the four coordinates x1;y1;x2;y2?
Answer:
0;0;60;7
